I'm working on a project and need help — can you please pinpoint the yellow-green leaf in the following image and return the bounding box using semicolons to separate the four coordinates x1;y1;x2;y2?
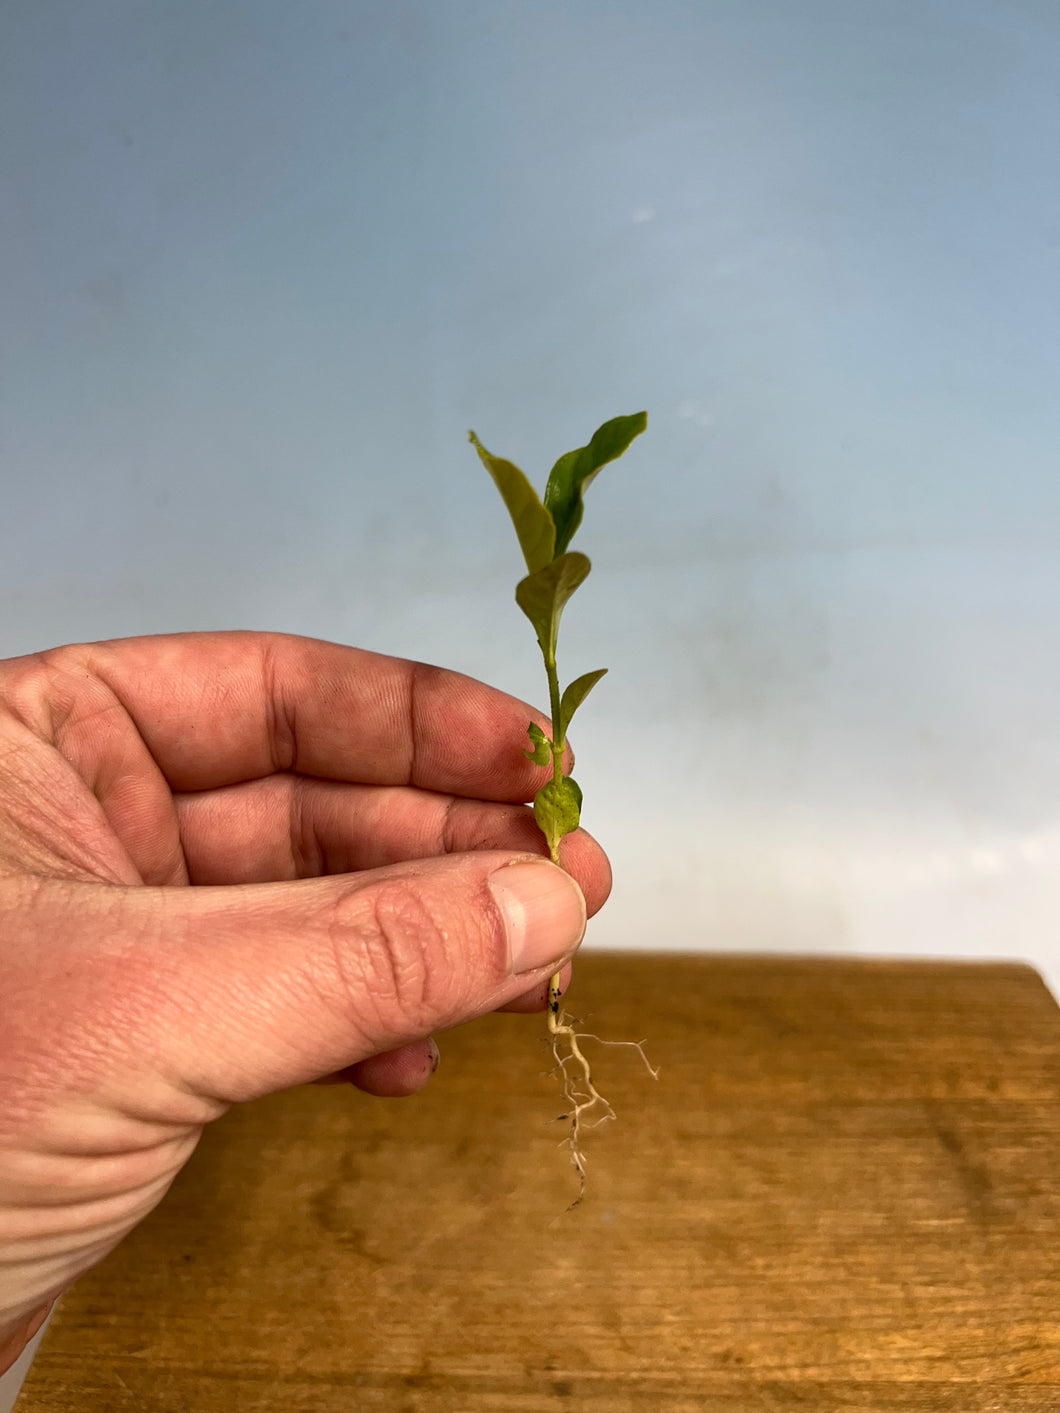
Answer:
533;775;583;854
559;668;608;741
469;430;555;573
543;411;647;556
524;721;552;765
514;552;591;661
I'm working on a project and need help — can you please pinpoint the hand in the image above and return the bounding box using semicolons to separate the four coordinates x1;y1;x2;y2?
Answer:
0;632;610;1366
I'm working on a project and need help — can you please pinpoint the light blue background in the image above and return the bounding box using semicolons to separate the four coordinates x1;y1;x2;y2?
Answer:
2;0;1059;1000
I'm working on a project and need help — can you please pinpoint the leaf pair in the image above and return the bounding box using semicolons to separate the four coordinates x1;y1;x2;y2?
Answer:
469;411;647;575
523;667;608;765
471;411;646;681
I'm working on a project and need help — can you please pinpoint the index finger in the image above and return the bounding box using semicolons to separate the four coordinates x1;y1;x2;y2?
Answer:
29;631;565;798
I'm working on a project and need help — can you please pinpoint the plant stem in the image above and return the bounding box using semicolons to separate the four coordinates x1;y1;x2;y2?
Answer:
544;652;564;785
543;651;565;1013
538;649;657;1205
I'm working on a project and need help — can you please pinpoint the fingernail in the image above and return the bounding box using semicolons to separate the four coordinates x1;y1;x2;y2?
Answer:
489;861;586;975
426;1038;440;1074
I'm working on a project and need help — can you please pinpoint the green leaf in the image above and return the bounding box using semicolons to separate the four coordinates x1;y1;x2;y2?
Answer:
533;774;583;854
559;668;608;741
524;721;552;765
543;411;647;556
469;430;555;574
514;552;592;661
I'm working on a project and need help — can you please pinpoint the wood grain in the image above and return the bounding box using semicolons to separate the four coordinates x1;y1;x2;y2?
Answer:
16;954;1060;1411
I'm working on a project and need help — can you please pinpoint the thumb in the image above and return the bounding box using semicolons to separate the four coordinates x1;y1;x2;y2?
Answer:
121;852;586;1107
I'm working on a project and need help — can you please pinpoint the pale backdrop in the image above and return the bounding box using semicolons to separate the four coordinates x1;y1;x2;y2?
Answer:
2;7;1058;983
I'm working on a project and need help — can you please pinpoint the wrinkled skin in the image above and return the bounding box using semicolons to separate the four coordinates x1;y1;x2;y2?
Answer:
0;632;610;1366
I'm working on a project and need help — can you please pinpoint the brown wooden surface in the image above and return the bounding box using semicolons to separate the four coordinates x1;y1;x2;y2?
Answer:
16;953;1060;1412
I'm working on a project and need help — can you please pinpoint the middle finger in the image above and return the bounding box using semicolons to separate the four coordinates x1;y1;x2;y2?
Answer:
174;775;612;917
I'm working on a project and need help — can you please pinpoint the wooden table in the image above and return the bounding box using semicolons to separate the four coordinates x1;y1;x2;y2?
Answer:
16;954;1060;1411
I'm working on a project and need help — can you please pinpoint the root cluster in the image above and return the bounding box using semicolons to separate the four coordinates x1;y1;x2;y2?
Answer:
545;997;659;1207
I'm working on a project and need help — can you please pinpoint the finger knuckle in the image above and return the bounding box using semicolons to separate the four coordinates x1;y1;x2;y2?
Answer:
326;880;442;1037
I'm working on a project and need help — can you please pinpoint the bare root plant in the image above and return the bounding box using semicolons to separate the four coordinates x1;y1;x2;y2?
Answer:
470;414;659;1204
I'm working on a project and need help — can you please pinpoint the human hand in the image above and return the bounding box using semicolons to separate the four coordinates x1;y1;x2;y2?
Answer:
0;632;610;1366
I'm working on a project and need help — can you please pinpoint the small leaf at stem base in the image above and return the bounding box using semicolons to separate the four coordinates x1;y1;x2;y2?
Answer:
533;775;583;855
524;721;552;765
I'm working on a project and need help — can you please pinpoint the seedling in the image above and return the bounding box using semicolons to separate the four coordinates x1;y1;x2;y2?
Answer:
469;412;658;1202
